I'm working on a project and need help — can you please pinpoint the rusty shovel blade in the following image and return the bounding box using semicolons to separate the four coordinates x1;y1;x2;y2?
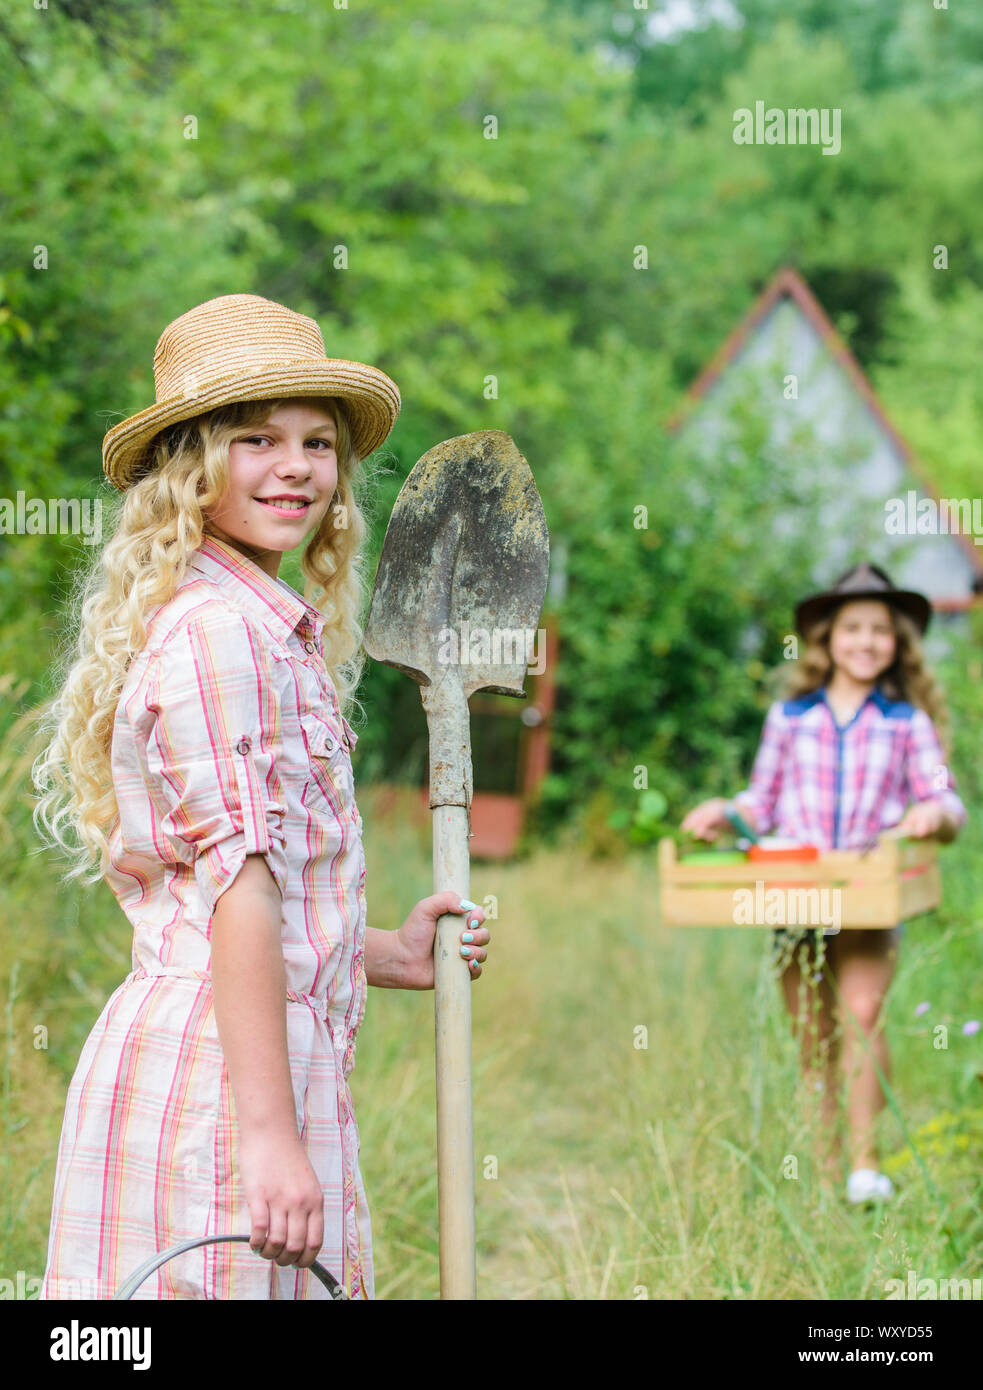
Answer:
363;430;549;702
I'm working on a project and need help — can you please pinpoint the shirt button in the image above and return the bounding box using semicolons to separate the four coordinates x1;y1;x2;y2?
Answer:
304;641;315;654
235;736;251;755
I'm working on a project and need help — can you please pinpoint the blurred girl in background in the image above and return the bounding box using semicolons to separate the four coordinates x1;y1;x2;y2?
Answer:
682;563;965;1206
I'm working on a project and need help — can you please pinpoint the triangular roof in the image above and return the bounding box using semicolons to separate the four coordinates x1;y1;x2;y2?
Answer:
665;266;983;598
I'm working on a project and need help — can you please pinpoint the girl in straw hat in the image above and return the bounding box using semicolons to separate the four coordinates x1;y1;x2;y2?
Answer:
681;563;965;1207
32;294;491;1300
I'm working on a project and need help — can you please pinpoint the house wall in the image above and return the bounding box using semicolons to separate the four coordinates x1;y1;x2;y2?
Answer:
676;296;981;616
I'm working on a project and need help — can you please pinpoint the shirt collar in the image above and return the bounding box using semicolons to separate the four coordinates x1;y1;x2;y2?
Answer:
820;681;883;724
186;533;325;647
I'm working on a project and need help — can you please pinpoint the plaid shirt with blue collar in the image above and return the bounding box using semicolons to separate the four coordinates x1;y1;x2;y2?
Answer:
733;684;966;851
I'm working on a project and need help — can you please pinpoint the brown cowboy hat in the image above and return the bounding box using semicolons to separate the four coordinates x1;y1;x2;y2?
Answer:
794;562;932;636
102;293;401;491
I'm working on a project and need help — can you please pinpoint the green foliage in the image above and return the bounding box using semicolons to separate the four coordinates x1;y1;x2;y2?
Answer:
1;0;982;846
2;2;982;1299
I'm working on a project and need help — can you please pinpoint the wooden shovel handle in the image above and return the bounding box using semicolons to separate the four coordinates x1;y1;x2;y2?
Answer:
432;802;477;1299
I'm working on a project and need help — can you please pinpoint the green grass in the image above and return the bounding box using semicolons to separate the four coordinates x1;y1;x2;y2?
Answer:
2;778;982;1299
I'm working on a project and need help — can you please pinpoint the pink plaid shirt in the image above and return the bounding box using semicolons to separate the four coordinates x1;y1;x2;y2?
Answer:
41;533;373;1300
733;685;966;851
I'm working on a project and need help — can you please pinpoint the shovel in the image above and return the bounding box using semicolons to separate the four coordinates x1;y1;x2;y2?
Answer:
363;430;549;1299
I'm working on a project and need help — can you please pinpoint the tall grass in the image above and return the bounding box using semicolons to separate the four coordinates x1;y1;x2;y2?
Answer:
2;756;981;1297
353;803;983;1298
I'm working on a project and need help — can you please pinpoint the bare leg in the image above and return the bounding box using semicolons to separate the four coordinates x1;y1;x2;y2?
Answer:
776;933;841;1177
827;927;900;1173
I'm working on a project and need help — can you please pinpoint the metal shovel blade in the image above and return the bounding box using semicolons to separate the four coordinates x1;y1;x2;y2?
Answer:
363;430;549;1299
363;430;549;700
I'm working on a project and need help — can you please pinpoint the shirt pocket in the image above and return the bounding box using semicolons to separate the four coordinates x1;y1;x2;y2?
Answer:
299;705;359;816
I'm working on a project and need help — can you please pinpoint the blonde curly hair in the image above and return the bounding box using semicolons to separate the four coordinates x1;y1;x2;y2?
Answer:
31;393;377;886
783;600;952;752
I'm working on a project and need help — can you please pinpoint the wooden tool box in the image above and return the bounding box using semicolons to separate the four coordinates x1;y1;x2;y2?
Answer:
657;838;940;929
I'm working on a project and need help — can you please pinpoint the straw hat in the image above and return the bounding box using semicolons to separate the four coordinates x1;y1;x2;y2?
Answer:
102;293;401;491
794;562;931;636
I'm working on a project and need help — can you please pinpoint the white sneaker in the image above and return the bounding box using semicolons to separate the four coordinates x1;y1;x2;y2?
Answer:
846;1168;895;1204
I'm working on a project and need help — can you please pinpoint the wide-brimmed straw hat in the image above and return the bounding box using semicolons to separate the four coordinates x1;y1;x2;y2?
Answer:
794;562;931;636
102;293;401;491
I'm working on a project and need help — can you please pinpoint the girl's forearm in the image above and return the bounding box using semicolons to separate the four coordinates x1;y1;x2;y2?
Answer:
211;854;298;1138
365;926;413;988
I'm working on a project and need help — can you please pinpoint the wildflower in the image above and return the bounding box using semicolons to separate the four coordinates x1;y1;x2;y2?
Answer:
914;1002;930;1017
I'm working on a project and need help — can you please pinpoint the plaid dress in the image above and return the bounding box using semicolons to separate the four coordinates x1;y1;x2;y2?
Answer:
733;685;966;850
40;533;373;1300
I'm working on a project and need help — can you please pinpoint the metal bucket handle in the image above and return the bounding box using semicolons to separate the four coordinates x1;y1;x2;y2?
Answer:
112;1233;349;1300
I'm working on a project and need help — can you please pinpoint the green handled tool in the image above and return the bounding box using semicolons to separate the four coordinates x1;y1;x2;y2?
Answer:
724;803;760;844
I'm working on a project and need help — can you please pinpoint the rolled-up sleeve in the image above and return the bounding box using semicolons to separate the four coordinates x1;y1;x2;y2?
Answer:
732;701;789;836
904;707;967;829
144;607;290;913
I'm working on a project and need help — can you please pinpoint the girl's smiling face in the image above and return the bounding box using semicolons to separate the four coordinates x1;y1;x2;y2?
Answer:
828;598;896;684
203;401;339;577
